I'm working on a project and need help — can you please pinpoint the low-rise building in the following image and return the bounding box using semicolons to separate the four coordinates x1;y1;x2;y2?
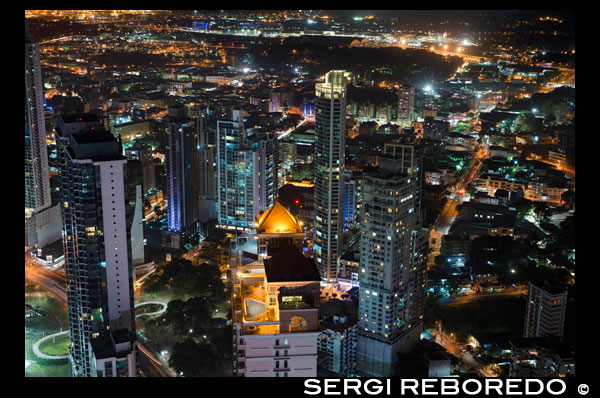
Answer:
509;337;575;377
318;304;358;377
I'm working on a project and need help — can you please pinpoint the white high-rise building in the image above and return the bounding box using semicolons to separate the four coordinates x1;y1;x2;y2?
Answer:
314;70;349;283
59;128;138;377
356;153;428;376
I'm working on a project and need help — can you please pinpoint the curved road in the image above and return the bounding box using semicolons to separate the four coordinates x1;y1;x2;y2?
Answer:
32;330;69;360
25;255;174;377
134;301;168;318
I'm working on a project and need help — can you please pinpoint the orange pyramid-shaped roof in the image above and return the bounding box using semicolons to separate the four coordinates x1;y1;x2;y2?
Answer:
256;202;303;234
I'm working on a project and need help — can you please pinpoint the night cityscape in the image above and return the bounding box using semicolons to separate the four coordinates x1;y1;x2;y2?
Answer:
25;9;577;382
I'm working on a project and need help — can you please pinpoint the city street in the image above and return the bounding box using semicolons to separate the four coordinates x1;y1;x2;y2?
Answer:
437;286;527;305
429;328;494;377
428;143;487;266
25;254;174;377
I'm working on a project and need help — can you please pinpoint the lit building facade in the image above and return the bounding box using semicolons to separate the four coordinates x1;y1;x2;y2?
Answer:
397;84;415;128
509;338;575;378
356;153;428;376
59;129;138;377
25;20;51;213
314;70;349;283
166;107;200;246
198;118;218;223
255;202;304;258
231;245;320;377
318;313;358;376
524;282;568;340
25;20;62;248
343;178;357;230
217;111;278;230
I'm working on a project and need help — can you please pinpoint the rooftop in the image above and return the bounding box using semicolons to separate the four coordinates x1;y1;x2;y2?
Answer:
264;245;320;283
256;202;303;234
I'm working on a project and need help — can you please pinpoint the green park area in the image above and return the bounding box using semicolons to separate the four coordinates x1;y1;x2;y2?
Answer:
38;334;70;356
136;257;233;376
25;284;69;377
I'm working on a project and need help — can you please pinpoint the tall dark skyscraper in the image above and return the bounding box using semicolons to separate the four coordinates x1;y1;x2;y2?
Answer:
25;19;51;213
166;106;200;247
25;19;63;249
356;148;428;376
314;70;348;283
58;125;138;377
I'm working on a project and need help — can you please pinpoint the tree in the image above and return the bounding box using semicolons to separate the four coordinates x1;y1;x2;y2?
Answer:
533;202;552;224
143;319;181;351
169;339;221;377
512;111;540;134
514;198;534;219
185;296;216;335
164;300;186;330
291;162;314;180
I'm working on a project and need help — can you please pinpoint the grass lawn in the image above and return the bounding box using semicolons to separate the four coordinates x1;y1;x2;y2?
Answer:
26;363;69;377
25;290;68;329
25;331;69;377
25;314;59;332
25;333;70;377
38;334;70;356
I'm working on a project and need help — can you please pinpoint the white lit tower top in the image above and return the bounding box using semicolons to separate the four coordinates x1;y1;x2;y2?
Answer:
314;70;350;283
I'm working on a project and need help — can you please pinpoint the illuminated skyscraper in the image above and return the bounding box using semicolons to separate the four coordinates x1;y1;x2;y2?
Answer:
25;19;51;213
25;19;62;248
166;106;200;247
58;127;138;377
217;110;278;230
314;70;348;283
397;84;415;128
356;151;428;376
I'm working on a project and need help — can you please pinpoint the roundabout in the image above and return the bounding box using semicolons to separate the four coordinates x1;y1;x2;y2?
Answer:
32;330;69;360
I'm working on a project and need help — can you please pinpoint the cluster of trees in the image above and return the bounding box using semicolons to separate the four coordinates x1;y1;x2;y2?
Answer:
510;87;575;132
513;198;554;222
468;214;575;287
249;36;462;79
144;296;232;376
512;111;544;134
291;162;314;180
142;258;232;376
143;258;228;303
